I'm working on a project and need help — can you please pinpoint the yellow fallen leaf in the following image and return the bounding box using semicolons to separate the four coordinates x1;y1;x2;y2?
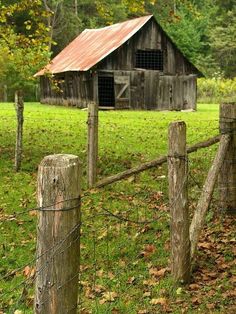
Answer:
143;279;158;286
99;291;118;304
150;297;167;305
176;287;182;295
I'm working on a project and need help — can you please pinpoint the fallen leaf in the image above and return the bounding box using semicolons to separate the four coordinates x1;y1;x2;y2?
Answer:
127;276;135;284
23;266;31;277
108;271;115;279
149;267;169;278
176;287;182;295
189;284;200;290
29;210;37;216
140;244;156;258
143;279;158;286
198;242;212;249
150;297;167;305
23;266;35;278
98;230;107;240
85;287;95;299
206;303;215;310
99;291;118;304
191;297;200;304
230;276;236;283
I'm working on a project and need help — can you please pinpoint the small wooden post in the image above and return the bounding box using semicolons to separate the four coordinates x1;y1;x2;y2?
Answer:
168;121;190;283
35;84;39;101
14;90;24;172
35;154;81;314
3;85;7;102
218;103;236;214
87;101;98;188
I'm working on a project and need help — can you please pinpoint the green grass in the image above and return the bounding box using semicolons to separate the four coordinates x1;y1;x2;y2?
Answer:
0;103;235;313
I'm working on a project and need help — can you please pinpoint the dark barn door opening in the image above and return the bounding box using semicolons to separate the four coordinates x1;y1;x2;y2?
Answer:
98;76;115;107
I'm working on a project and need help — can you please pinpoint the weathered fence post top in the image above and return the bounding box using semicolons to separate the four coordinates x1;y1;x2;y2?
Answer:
168;121;187;154
39;153;81;168
38;154;81;207
35;154;81;314
220;103;236;131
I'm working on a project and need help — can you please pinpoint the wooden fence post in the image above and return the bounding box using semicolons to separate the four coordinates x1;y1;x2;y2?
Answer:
4;85;7;102
35;154;81;314
168;121;190;283
87;101;98;188
14;90;24;172
218;103;236;214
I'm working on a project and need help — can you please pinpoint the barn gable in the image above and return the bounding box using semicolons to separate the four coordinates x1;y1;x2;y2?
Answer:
96;16;201;76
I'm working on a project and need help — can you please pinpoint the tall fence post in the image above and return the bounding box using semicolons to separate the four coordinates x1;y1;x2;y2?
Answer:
87;101;98;188
168;121;190;283
218;103;236;214
14;90;24;172
35;154;81;314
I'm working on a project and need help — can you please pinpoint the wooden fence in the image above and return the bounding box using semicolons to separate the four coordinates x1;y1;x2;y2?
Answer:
33;103;236;312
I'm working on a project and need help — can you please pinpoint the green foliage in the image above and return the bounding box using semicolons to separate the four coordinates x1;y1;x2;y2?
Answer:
209;7;236;78
198;78;236;103
0;0;51;99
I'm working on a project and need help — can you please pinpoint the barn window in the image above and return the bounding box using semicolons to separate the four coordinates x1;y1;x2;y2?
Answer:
135;49;164;71
98;76;115;107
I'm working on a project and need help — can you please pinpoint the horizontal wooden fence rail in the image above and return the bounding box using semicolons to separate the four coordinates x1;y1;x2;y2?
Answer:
95;134;221;188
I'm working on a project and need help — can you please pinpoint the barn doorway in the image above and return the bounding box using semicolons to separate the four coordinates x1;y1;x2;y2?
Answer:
98;75;115;108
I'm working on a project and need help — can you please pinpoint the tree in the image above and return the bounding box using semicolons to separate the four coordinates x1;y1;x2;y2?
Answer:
0;0;51;170
0;0;51;98
209;5;236;77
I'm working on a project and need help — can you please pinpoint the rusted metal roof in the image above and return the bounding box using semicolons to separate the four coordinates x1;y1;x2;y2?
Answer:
35;15;153;76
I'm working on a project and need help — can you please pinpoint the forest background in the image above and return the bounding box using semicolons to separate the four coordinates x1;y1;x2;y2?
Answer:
0;0;235;102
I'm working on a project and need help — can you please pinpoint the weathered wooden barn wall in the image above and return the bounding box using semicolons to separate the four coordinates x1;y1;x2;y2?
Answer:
97;69;197;111
40;72;93;107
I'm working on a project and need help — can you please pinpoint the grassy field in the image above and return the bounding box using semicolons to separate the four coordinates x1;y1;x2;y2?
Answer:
0;103;235;313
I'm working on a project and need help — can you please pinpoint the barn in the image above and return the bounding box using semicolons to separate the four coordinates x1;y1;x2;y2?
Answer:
36;15;202;111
